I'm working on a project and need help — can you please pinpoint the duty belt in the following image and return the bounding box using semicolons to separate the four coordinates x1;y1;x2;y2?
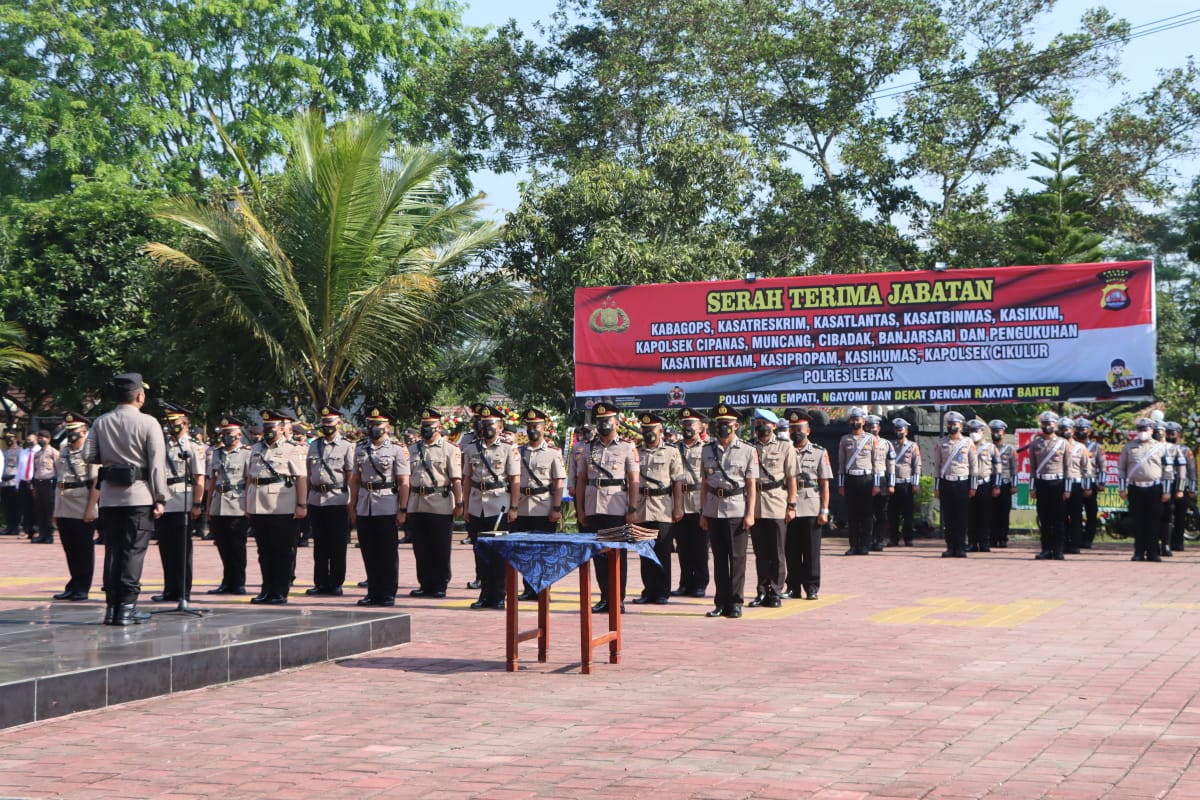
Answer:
253;476;283;485
364;480;395;491
796;479;813;489
520;485;551;496
683;483;698;492
215;483;238;493
1131;480;1161;488
471;479;505;491
846;469;869;476
166;476;192;486
32;477;56;484
413;485;448;496
589;478;626;487
710;487;745;498
639;486;672;497
60;480;92;490
941;475;969;482
1036;473;1063;480
759;479;784;492
315;482;346;493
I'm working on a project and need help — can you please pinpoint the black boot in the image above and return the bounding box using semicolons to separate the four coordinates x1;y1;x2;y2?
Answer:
103;605;116;625
114;603;150;626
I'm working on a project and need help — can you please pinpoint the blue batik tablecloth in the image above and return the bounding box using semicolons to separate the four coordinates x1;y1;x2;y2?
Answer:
475;533;660;594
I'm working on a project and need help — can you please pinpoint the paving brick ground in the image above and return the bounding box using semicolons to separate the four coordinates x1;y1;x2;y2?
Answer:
2;530;1199;799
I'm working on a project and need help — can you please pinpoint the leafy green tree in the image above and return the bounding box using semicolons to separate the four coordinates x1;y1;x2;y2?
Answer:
490;111;755;406
0;173;166;411
1009;103;1105;265
0;0;469;198
145;111;511;412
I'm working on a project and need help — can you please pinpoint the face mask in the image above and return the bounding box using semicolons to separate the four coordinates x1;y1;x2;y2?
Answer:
716;422;734;438
1041;425;1055;435
481;424;497;439
681;426;697;441
790;430;807;444
420;425;436;440
365;426;384;441
264;428;279;443
969;431;982;442
895;430;906;438
753;424;771;438
1167;434;1178;443
849;420;863;430
947;425;961;435
526;427;542;442
1138;430;1151;442
170;424;183;435
320;425;338;437
992;433;1003;442
221;434;238;447
596;422;614;437
67;431;82;443
642;429;658;445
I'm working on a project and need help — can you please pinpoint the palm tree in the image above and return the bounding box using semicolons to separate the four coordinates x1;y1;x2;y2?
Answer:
144;111;511;410
0;321;49;381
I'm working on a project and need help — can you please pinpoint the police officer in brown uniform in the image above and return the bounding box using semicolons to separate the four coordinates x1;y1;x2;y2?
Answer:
245;409;308;603
152;403;205;602
887;418;920;547
508;408;565;599
1028;411;1069;560
1165;421;1195;551
51;412;99;600
206;416;251;594
863;415;893;551
575;402;639;613
349;408;410;606
749;409;796;607
1061;417;1094;555
84;373;170;625
837;407;882;555
1076;419;1104;549
1119;417;1175;561
965;418;995;552
463;405;520;609
932;411;976;558
988;420;1017;547
700;403;758;619
304;407;355;596
567;423;594;528
672;408;709;598
458;402;485;588
2;432;21;535
30;428;59;543
408;408;463;598
632;411;683;605
783;409;831;600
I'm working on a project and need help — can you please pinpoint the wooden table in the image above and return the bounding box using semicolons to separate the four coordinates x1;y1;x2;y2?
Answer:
475;534;659;674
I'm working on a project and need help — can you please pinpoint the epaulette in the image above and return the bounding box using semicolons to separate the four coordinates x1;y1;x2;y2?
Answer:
811;442;825;451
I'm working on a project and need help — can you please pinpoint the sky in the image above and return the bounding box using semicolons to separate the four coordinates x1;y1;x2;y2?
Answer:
457;1;1200;220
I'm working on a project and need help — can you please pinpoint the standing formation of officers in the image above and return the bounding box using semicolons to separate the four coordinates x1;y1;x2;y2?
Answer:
11;376;1200;624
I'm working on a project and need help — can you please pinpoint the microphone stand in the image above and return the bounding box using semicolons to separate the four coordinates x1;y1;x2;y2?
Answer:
154;439;205;618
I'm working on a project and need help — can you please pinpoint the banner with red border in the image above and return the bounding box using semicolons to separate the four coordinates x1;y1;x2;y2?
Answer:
574;261;1155;410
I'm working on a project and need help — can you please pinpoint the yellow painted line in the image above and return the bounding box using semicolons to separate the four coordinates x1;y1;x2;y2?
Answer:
869;596;1063;628
437;594;856;618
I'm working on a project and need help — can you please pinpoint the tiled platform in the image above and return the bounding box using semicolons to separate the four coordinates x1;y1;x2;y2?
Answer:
0;605;410;728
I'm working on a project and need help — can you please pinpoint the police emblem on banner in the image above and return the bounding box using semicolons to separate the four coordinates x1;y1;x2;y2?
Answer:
1105;358;1145;392
588;296;630;334
1097;268;1133;311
